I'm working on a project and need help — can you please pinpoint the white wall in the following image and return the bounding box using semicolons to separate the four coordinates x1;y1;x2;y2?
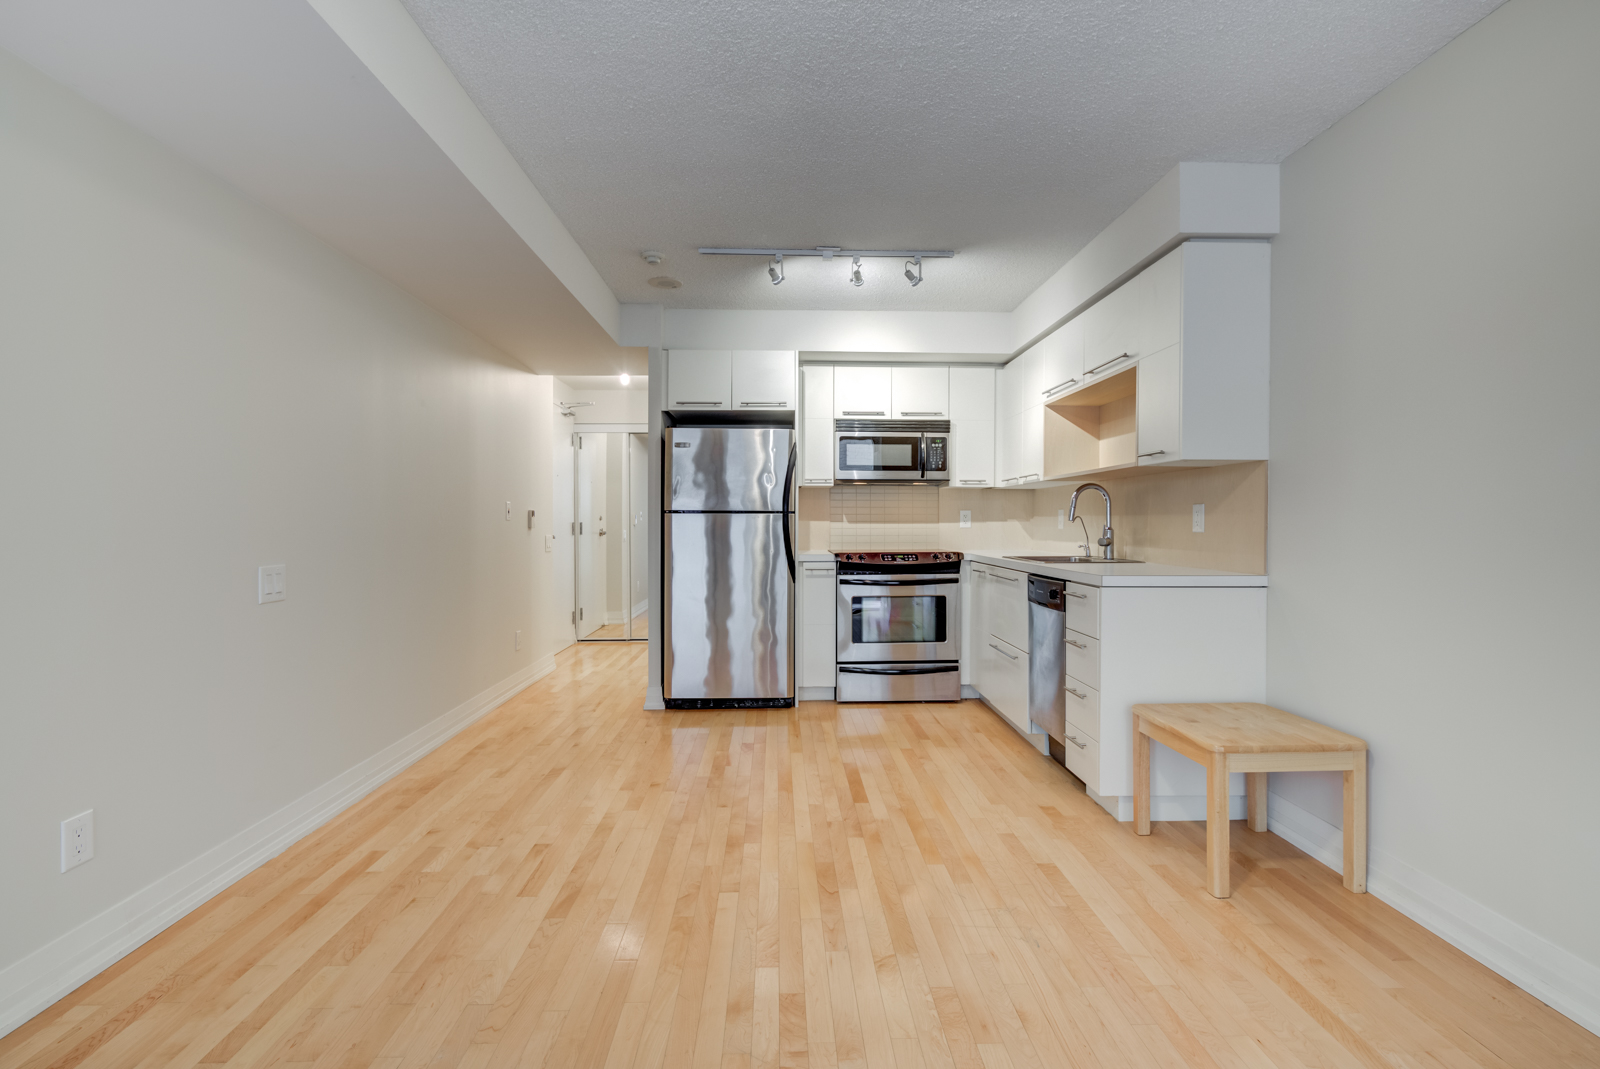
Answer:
1268;0;1600;1016
0;49;560;1025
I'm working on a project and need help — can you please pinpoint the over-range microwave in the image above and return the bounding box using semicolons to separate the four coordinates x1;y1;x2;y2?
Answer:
833;420;951;483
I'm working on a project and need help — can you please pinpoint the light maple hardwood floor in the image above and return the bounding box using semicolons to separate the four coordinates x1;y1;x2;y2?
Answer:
4;642;1595;1069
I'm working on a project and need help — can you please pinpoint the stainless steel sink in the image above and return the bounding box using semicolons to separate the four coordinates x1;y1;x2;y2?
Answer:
1005;555;1145;564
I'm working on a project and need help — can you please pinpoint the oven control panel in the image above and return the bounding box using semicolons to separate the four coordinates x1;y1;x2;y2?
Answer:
834;551;962;564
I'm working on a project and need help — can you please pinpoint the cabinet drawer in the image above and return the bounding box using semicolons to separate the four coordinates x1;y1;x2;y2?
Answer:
1059;724;1099;793
1062;630;1099;690
986;567;1028;649
1062;678;1099;741
1062;580;1099;638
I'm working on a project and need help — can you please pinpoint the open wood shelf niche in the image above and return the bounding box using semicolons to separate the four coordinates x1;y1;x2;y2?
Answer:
1042;366;1140;483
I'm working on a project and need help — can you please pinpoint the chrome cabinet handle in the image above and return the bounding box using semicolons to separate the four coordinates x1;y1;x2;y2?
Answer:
1087;353;1133;375
1016;473;1040;482
1137;449;1166;458
842;410;885;416
1064;638;1087;649
1062;589;1087;599
1065;686;1086;699
959;479;988;484
741;401;789;407
900;411;944;417
1065;734;1087;749
1042;379;1078;396
674;400;725;406
988;642;1019;661
990;572;1019;582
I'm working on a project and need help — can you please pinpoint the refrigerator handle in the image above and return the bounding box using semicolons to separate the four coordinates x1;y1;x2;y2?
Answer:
781;442;797;582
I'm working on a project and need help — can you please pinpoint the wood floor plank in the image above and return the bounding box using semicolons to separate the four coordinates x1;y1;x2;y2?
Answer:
5;643;1597;1069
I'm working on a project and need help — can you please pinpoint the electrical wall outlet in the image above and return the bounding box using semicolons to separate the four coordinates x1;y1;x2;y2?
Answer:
1058;509;1065;529
959;510;971;529
514;630;522;651
258;564;286;603
61;810;94;872
1192;504;1206;533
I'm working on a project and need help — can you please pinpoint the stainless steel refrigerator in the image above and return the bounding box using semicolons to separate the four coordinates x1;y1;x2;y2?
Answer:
663;426;796;708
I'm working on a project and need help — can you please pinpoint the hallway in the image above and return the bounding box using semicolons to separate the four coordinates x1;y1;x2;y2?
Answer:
4;643;1593;1069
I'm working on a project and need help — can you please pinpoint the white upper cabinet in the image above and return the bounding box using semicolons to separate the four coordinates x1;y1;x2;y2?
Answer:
890;367;949;419
833;366;892;418
666;350;732;411
952;421;994;487
730;351;797;411
1080;274;1145;383
948;366;995;421
1036;317;1084;403
801;365;834;418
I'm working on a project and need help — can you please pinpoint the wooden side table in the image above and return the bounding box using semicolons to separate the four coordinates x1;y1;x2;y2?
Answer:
1132;702;1369;898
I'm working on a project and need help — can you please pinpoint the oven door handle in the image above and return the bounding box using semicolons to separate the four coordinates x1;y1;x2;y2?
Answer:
838;578;959;587
837;664;959;675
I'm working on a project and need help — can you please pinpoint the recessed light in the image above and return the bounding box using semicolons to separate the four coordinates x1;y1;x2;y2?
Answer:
647;276;681;289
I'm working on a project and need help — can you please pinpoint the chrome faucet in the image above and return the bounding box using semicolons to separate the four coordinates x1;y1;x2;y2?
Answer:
1068;483;1115;560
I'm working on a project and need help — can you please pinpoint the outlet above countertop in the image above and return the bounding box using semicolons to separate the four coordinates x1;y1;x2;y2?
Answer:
966;552;1267;587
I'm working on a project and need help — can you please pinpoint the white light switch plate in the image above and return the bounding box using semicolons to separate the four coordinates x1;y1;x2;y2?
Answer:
1058;509;1065;529
259;564;286;603
544;534;554;552
61;810;94;872
1192;504;1206;533
959;510;972;529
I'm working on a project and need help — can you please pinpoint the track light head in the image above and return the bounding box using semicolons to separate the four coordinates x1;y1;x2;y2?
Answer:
904;256;923;287
849;256;864;287
768;253;784;285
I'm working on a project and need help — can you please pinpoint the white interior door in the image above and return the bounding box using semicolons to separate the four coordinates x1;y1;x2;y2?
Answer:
552;423;576;648
575;432;608;639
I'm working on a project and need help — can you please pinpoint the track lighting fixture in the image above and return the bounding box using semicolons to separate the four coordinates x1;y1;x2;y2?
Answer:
696;246;953;287
849;256;864;287
768;254;784;285
904;256;923;287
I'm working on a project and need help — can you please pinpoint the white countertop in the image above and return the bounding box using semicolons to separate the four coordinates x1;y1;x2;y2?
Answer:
796;550;1265;586
967;552;1267;587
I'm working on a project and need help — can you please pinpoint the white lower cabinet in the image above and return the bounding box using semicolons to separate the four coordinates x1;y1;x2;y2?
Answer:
969;564;1267;821
797;561;837;696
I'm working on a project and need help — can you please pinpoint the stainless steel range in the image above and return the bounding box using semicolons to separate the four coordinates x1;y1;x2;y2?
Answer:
835;551;962;702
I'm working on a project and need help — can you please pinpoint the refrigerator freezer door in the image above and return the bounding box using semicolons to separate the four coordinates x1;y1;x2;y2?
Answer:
667;427;791;513
665;512;793;702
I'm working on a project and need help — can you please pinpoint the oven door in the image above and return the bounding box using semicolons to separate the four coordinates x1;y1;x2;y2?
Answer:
836;576;962;663
835;432;923;482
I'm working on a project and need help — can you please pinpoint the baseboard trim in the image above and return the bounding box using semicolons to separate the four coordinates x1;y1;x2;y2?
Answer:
0;654;556;1040
797;687;835;702
1266;792;1600;1038
644;685;664;711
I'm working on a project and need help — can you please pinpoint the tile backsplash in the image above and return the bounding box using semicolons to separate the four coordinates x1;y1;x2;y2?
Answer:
828;485;940;551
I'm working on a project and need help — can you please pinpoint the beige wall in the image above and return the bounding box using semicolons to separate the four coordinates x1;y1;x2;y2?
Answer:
1268;0;1599;979
0;49;559;1004
797;462;1266;574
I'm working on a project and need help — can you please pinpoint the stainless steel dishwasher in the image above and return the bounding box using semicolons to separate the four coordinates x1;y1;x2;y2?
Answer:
1027;575;1066;755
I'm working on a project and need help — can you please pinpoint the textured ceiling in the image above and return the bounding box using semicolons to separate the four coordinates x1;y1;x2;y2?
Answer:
400;0;1501;312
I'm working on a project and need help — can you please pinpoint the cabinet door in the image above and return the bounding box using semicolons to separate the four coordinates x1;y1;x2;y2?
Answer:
801;365;834;419
731;351;796;412
1016;404;1043;483
1037;318;1085;402
952;420;993;487
987;635;1030;731
1136;346;1182;464
1141;247;1182;359
968;564;991;693
949;366;996;421
890;367;949;419
987;567;1028;650
799;563;837;688
833;366;892;418
801;418;834;486
667;350;732;411
1082;277;1142;381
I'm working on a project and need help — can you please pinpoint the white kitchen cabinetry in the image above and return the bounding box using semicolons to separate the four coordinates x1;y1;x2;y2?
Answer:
995;350;1044;486
666;350;732;411
833;366;892;418
950;366;996;487
1050;576;1265;815
890;367;949;418
797;560;837;699
968;563;1048;750
1036;317;1085;404
731;351;797;412
800;366;835;487
667;350;797;414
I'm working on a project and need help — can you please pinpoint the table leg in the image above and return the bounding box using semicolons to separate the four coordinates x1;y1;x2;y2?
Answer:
1343;751;1368;893
1134;718;1151;835
1207;751;1231;898
1246;772;1268;833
